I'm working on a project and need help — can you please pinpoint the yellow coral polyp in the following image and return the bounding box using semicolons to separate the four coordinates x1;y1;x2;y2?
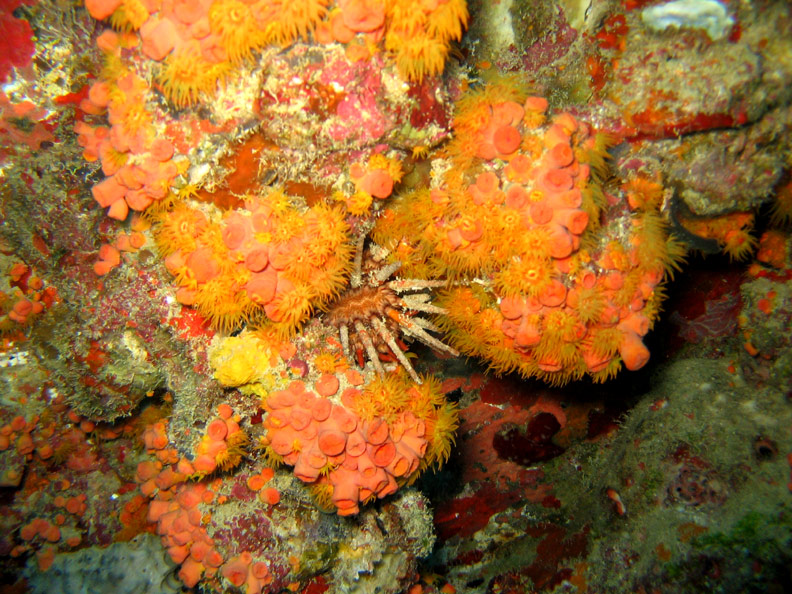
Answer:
677;210;754;261
215;430;249;471
153;205;207;256
210;0;270;63
383;0;468;82
357;372;411;422
723;227;758;261
494;257;554;298
367;154;404;183
630;211;686;276
257;0;330;46
194;275;254;332
157;42;230;107
623;175;664;211
112;98;152;138
770;180;792;226
425;0;469;42
386;30;449;82
571;286;605;325
422;400;459;467
346;190;374;215
312;351;347;374
304;204;350;250
268;284;317;332
109;0;149;33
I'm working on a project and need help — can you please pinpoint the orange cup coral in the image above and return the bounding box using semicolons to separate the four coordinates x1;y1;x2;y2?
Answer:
153;190;352;333
374;82;685;385
260;371;457;515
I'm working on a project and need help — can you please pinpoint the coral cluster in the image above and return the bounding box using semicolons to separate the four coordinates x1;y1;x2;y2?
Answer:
134;404;279;591
675;209;758;261
2;3;792;594
375;81;685;384
1;262;58;337
260;370;457;516
83;0;467;108
154;192;351;333
76;62;182;220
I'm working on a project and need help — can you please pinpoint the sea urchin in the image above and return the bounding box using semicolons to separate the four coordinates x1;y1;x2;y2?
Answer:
323;234;458;383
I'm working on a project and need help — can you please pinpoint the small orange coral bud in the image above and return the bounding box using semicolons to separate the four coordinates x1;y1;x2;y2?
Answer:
178;558;205;588
136;460;160;482
44;524;61;543
331;10;356;42
360;169;393;199
186;249;219;283
19;522;38;541
537;168;573;195
344;368;364;386
547;142;574;168
259;467;275;483
124;190;153;212
193;455;217;474
217;404;233;420
147;499;171;523
315;374;340;397
618;331;650;371
318;429;347;456
16;433;34;455
493;125;521;155
129;231;146;248
342;0;386;32
98;244;121;267
108;197;130;221
189;540;211;563
65;497;84;516
311;398;333;422
260;487;280;505
222;556;251;587
176;457;195;476
373;441;396;466
244;248;269;272
524;96;549;113
10;416;27;432
246;474;267;491
84;0;122;20
251;560;270;580
36;546;56;572
206;419;228;441
475;171;499;194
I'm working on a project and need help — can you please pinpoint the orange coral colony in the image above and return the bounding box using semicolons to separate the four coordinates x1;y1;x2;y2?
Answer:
260;371;457;515
153;190;352;333
374;82;685;385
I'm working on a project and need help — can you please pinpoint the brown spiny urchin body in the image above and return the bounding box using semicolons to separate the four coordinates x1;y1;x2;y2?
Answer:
322;237;458;384
324;285;402;359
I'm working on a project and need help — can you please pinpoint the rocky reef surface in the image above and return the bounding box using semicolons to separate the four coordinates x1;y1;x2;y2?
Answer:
1;1;791;593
